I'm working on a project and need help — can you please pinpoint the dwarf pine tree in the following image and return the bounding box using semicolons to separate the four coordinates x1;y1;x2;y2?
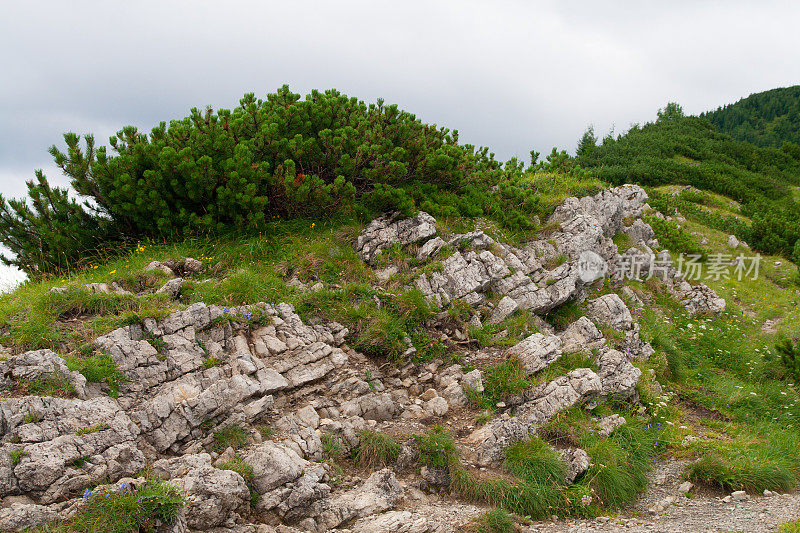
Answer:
1;86;509;275
0;170;107;274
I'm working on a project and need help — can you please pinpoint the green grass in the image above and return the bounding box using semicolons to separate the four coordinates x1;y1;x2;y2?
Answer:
321;432;344;459
352;430;402;469
778;520;800;533
24;371;76;397
612;232;633;253
71;456;89;468
76;423;111;436
451;466;595;520
687;427;800;492
212;425;249;451
10;448;27;465
30;476;185;533
219;454;253;480
544;301;585;331
23;410;42;423
65;353;126;397
626;223;800;494
413;426;457;468
201;356;223;369
469;308;540;349
0;282;173;354
467;352;596;410
466;357;530;409
474;508;515;533
257;425;274;440
503;436;565;485
452;415;660;519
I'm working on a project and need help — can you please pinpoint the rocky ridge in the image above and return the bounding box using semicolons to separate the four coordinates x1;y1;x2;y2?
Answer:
0;184;729;532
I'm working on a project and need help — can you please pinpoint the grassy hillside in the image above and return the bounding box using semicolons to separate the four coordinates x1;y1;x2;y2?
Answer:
702;86;800;148
4;91;800;527
577;112;800;261
635;186;800;492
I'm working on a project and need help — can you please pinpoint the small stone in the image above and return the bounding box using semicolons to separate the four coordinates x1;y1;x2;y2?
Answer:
156;277;183;298
731;490;747;501
462;369;484;393
424;397;449;416
678;481;693;494
489;296;519;324
183;257;203;273
420;388;438;402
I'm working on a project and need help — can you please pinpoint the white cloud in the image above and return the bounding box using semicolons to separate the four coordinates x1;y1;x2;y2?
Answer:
1;0;799;201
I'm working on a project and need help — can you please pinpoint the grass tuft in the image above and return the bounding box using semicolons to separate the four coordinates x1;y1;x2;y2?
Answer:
212;425;249;451
30;476;185;533
352;430;402;469
414;426;457;468
475;508;515;533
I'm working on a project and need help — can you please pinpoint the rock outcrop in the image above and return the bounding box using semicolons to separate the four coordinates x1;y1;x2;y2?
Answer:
0;184;726;532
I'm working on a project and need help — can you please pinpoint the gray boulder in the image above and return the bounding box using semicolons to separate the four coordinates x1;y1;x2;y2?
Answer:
506;333;563;374
0;502;58;532
0;349;87;399
357;212;437;264
559;447;590;483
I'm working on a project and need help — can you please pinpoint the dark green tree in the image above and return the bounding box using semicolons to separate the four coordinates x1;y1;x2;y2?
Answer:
0;171;107;274
1;86;514;275
576;125;597;158
657;102;685;122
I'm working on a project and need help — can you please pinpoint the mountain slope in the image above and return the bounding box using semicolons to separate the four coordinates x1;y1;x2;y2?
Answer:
701;86;800;148
576;113;800;260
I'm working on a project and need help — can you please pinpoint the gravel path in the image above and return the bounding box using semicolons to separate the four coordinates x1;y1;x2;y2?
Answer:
523;461;800;532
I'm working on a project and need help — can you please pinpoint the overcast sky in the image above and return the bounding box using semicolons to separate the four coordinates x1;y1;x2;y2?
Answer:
2;1;800;202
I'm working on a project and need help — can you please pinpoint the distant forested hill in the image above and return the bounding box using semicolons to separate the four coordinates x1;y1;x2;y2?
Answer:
701;86;800;147
576;106;800;259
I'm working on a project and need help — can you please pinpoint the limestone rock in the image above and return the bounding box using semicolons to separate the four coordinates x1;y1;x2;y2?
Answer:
586;294;634;331
514;368;603;427
559;447;590;483
595;414;626;437
558;317;605;354
489;296;518;324
156;277;183;298
155;453;250;530
357;212;437;264
0;349;88;399
424;396;449;416
0;396;144;504
0;502;58;532
351;510;430;532
313;469;403;531
244;441;307;495
183;257;204;273
506;333;563;375
462;369;484;393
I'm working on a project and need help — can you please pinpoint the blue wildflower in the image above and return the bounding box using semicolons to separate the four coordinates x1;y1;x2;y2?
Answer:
82;488;92;499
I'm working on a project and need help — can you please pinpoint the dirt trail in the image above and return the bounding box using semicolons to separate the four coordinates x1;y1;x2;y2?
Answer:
523;461;800;532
